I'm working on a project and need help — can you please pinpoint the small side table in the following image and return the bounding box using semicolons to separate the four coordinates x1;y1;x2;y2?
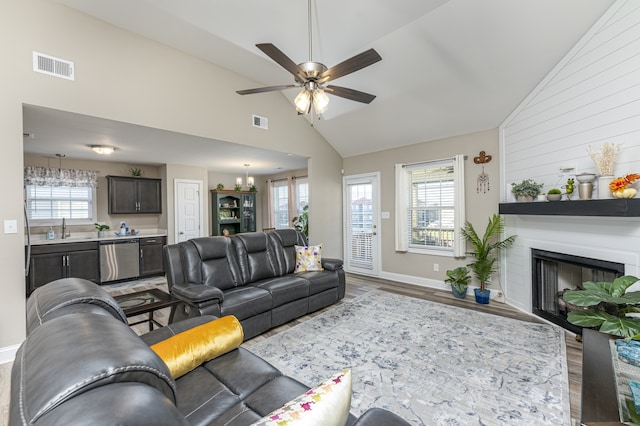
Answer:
114;288;178;332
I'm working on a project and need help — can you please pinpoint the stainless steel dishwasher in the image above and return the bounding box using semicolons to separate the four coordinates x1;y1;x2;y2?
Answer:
100;239;140;282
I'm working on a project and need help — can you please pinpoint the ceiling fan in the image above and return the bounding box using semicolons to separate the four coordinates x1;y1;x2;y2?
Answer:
236;0;382;115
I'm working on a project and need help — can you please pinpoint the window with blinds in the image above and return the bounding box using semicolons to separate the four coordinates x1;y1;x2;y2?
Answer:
406;160;455;251
272;181;290;229
25;185;96;224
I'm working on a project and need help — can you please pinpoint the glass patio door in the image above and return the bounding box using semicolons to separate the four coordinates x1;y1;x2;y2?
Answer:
343;173;379;276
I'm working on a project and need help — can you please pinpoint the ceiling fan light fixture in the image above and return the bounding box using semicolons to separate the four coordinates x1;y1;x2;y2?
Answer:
295;89;312;114
313;89;330;114
91;145;116;155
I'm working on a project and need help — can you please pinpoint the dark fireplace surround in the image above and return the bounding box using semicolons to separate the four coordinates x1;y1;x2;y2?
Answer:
531;249;625;334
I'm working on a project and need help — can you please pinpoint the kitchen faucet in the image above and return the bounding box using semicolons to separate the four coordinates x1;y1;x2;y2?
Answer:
61;217;69;239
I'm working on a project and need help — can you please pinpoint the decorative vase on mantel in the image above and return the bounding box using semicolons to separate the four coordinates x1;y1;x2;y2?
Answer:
516;195;534;203
598;176;614;199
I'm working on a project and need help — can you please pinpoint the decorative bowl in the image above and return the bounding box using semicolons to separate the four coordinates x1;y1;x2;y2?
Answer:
575;173;597;183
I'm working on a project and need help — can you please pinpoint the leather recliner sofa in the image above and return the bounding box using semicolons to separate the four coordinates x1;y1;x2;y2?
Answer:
164;229;345;339
10;278;409;426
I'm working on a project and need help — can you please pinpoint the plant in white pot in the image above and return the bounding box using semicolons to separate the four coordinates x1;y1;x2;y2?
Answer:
460;214;516;304
511;179;543;202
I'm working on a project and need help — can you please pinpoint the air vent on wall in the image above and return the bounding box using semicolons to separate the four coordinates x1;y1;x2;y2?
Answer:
252;114;268;130
33;51;74;80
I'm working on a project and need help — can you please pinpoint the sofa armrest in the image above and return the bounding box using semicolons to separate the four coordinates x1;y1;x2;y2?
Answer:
351;408;410;426
172;284;224;305
140;315;219;345
321;257;343;271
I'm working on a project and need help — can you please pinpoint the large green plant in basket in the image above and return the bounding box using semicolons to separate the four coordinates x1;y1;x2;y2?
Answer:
563;275;640;339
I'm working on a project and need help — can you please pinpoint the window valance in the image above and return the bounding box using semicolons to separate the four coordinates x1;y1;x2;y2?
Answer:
24;166;98;188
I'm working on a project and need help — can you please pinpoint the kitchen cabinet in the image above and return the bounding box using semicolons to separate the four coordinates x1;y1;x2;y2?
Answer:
107;176;162;214
211;190;256;236
139;236;166;277
27;241;100;296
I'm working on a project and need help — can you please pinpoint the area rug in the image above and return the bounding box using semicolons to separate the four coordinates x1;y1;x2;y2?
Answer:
245;291;570;425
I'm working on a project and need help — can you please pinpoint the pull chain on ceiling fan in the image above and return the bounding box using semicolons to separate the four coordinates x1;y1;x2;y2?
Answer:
236;0;382;115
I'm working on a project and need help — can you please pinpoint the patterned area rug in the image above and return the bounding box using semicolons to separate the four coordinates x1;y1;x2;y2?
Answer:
246;291;570;425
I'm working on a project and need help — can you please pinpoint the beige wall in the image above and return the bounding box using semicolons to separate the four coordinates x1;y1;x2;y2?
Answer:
0;0;343;351
343;128;500;287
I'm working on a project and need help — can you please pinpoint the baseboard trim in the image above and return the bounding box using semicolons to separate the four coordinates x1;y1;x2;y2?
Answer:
375;270;505;301
0;344;19;365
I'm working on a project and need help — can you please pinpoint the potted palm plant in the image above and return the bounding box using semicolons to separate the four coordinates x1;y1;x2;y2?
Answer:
460;214;516;304
444;266;471;299
511;179;544;202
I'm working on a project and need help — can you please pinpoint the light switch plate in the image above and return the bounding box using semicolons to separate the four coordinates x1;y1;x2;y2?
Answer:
4;219;18;234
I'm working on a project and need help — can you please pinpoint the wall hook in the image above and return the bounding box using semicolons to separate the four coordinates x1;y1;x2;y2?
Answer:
473;151;492;164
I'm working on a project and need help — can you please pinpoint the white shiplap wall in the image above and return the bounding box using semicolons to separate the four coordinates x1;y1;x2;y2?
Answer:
501;0;640;198
499;0;640;313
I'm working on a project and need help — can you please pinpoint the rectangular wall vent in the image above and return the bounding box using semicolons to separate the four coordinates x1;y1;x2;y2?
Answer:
33;52;74;80
252;114;268;130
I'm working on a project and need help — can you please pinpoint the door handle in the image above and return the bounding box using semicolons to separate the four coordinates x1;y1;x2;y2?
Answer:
179;231;184;235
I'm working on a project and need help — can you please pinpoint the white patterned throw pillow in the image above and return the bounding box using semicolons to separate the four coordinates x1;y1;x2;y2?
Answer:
294;244;323;272
251;369;352;426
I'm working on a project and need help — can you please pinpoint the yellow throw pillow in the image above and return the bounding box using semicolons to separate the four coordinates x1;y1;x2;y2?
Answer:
150;316;244;379
294;244;323;273
251;369;352;426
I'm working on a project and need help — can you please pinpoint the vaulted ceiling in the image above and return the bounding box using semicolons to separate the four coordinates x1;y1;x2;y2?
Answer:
39;0;614;165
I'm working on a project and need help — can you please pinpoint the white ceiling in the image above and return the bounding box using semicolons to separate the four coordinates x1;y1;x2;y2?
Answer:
29;0;615;169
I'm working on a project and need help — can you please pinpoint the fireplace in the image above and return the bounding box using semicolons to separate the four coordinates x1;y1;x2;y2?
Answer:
531;249;625;334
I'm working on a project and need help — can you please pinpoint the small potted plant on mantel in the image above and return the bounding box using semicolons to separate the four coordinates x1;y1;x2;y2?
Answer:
546;188;562;201
511;179;544;202
460;214;516;304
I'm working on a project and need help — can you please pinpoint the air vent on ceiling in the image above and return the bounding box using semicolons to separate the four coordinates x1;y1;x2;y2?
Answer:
33;51;74;80
252;114;268;130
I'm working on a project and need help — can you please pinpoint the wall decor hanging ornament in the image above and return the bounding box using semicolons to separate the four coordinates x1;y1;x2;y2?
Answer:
473;151;492;193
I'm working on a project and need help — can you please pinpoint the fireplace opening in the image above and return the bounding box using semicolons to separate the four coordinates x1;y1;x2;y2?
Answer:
531;249;625;334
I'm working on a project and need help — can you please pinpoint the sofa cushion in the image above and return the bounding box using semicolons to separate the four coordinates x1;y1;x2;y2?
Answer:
300;270;341;295
220;287;272;320
11;314;176;424
268;229;307;275
251;275;310;307
233;232;279;283
150;316;244;379
174;347;288;425
294;244;324;272
251;370;352;426
183;237;241;290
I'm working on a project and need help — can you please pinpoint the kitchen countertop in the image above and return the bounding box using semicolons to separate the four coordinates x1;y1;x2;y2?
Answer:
27;230;168;246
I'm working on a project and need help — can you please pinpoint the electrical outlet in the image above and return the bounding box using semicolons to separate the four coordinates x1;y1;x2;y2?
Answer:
433;263;439;272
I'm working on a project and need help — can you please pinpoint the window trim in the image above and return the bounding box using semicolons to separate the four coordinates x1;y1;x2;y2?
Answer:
395;155;466;257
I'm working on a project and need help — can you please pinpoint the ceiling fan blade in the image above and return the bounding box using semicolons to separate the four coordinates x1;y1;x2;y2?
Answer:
256;43;307;83
326;85;376;104
318;49;382;84
236;84;297;95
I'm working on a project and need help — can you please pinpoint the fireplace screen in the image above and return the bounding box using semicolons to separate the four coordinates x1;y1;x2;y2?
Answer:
531;249;624;333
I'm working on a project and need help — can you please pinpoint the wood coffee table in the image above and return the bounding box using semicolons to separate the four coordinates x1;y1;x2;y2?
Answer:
114;288;178;331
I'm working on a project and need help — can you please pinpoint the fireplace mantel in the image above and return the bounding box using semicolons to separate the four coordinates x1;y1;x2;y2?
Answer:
499;198;640;217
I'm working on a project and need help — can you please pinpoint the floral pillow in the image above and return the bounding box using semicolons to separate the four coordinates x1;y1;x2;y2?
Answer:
251;369;352;426
294;244;323;272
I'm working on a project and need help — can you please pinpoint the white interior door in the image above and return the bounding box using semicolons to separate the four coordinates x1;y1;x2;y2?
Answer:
343;173;380;276
175;179;203;242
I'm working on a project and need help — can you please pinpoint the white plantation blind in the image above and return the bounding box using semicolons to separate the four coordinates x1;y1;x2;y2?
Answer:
395;155;465;256
25;185;95;223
